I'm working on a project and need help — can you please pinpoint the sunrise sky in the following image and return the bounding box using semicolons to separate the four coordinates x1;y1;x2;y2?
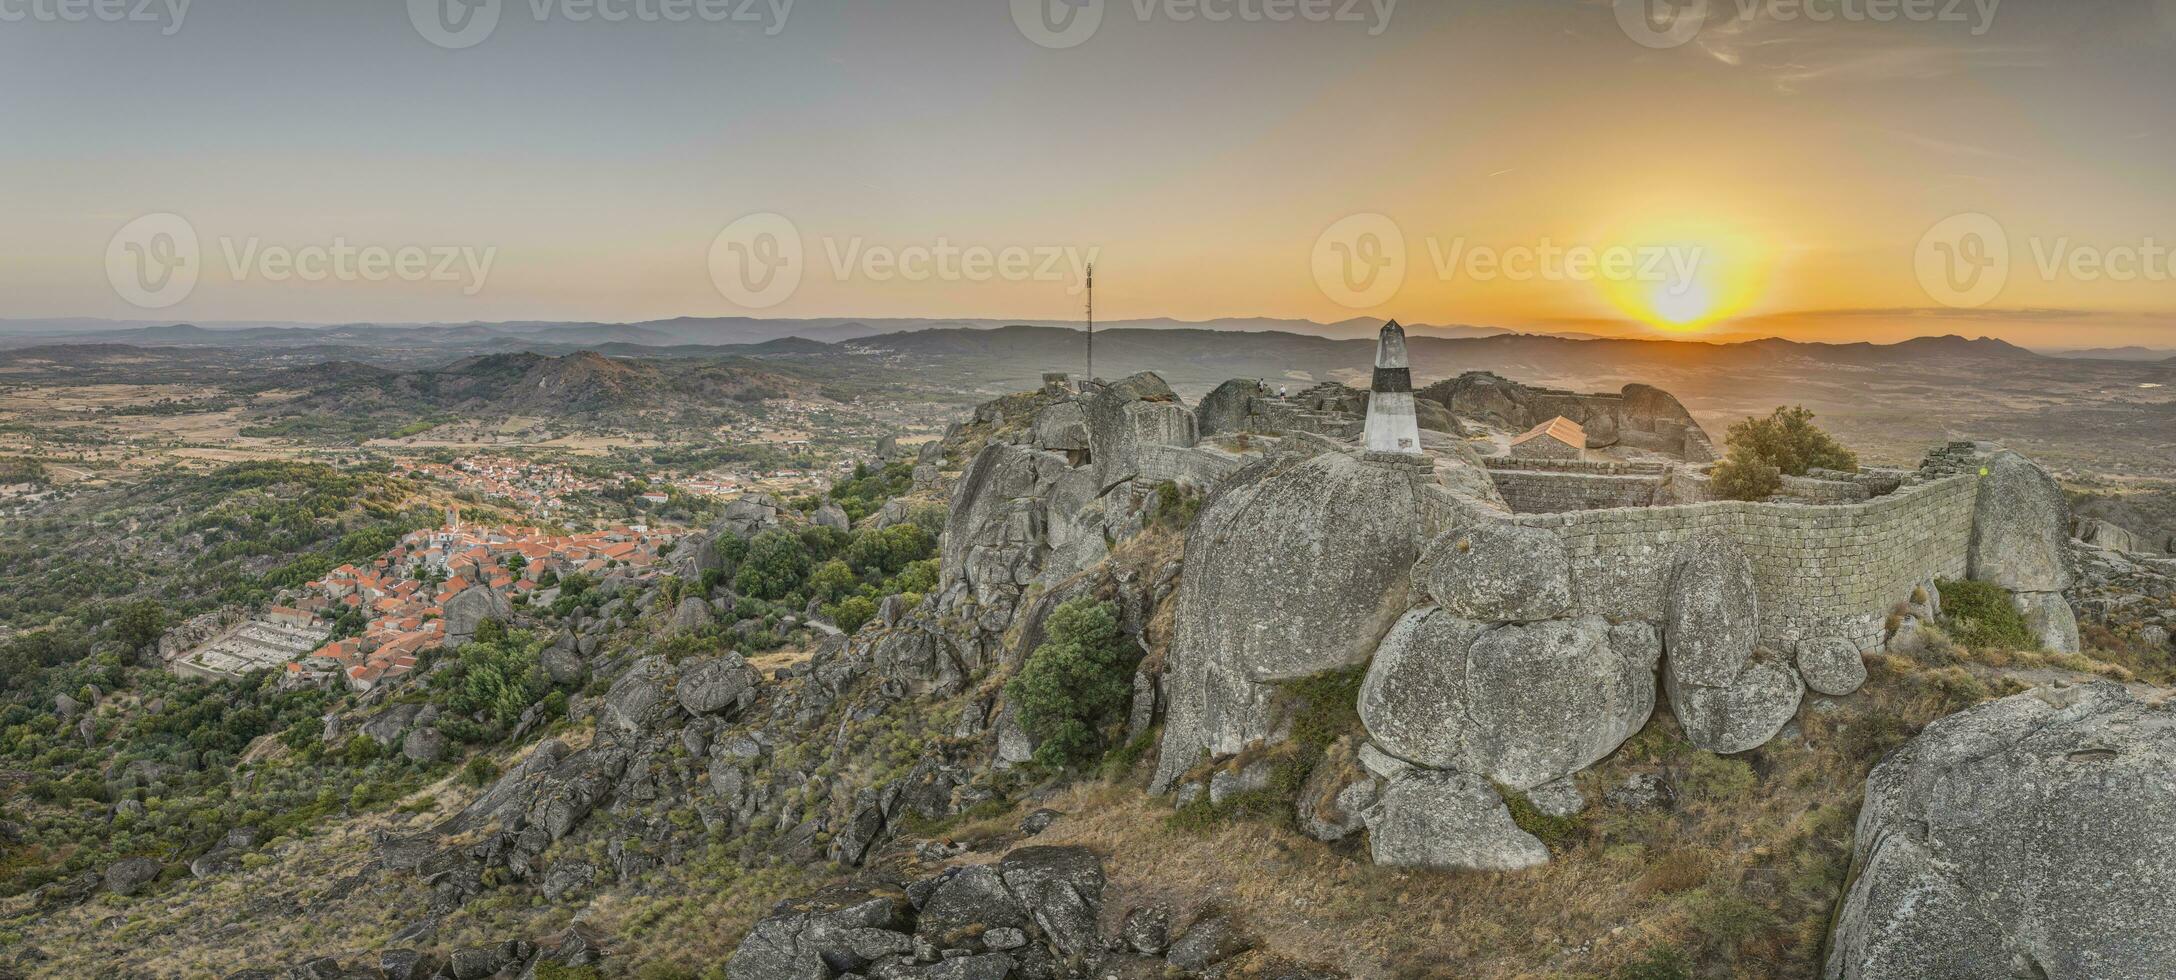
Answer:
5;0;2175;346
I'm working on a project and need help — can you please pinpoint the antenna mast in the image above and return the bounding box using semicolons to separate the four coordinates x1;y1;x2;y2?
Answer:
1084;263;1095;383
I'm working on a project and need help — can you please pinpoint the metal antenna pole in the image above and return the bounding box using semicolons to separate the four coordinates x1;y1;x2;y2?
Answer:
1085;263;1095;383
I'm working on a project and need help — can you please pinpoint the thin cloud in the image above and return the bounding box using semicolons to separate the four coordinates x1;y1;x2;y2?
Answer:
1676;11;2047;93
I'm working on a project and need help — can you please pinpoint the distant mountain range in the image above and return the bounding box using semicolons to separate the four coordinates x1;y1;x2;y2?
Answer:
2044;345;2176;362
0;315;1513;351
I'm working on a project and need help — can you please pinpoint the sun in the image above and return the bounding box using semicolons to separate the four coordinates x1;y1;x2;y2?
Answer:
1593;216;1769;333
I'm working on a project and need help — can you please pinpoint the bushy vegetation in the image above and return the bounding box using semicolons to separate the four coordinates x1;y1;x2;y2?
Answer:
1937;578;2035;650
1006;599;1140;769
1712;406;1858;502
0;455;47;485
0;461;431;631
828;461;913;523
428;622;556;737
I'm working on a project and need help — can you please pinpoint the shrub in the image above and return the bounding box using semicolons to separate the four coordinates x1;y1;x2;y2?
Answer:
463;755;500;788
1726;406;1857;476
1712;406;1856;501
825;596;877;634
1937;579;2034;650
734;530;811;601
1006;599;1139;769
1710;449;1781;502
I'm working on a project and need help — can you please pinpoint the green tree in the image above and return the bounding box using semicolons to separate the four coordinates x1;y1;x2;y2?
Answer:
734;530;811;601
112;599;168;651
808;559;860;603
1005;599;1140;769
826;595;878;634
1712;406;1857;502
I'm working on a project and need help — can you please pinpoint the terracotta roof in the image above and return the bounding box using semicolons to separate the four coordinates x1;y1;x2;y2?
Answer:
1511;415;1586;448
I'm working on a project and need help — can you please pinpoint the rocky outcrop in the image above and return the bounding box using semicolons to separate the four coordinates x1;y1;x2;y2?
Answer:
1194;379;1266;437
1827;682;2176;979
1968;451;2073;593
1359;611;1657;790
2011;589;2081;655
1082;372;1197;492
442;586;512;646
726;847;1322;979
1657;533;1802;752
1666;649;1803;754
103;856;162;896
676;655;759;717
1416;521;1570;623
1663;532;1758;687
1363;770;1548;872
941;442;1074;619
1154;450;1429;791
1416;373;1715;461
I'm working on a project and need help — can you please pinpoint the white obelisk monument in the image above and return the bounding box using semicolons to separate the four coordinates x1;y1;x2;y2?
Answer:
1362;320;1422;454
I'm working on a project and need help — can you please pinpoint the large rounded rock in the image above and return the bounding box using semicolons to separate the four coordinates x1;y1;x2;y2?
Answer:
1418;522;1571;623
671;596;715;631
1967;451;2073;593
676;655;757;716
1154;450;1426;791
1194;378;1265;436
600;657;669;734
104;856;162;896
1664;532;1757;687
1360;610;1658;790
1032;400;1092;455
2011;591;2081;654
401;726;448;764
1827;682;2176;979
442;586;512;645
1795;636;1868;696
1363;770;1548;871
1666;648;1803;754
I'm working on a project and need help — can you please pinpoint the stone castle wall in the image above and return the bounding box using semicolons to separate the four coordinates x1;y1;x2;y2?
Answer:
1481;458;1670;514
1497;474;1977;651
1487;469;1664;513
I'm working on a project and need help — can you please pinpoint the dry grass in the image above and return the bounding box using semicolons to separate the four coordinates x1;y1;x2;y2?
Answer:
965;652;2037;980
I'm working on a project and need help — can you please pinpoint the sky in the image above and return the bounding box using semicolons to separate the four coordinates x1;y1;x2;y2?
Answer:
4;0;2175;346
